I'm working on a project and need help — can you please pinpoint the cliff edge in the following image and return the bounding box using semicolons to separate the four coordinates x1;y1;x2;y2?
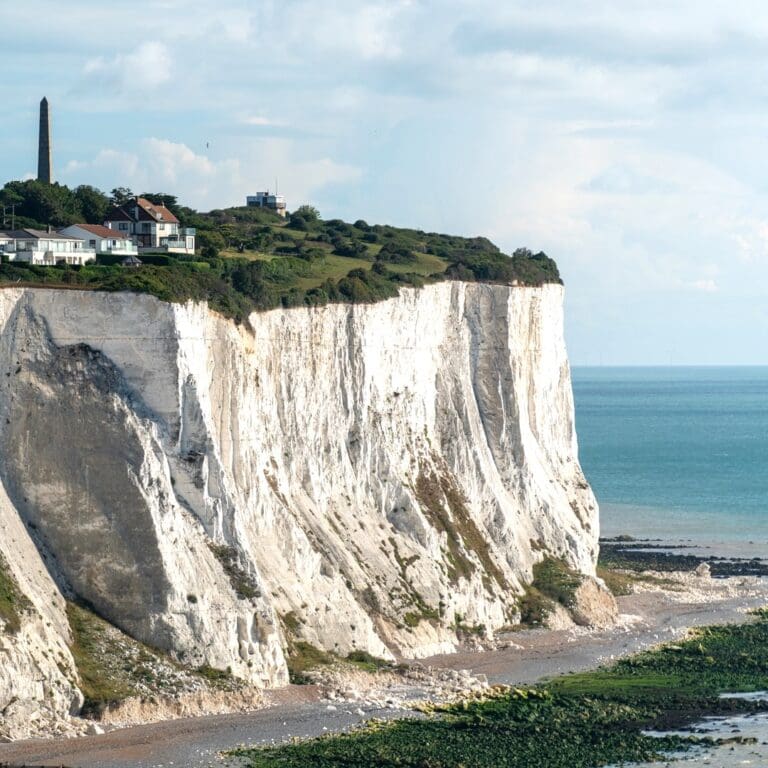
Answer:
0;282;607;738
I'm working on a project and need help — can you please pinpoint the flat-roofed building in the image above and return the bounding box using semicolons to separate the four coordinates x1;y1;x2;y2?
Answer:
246;192;287;217
0;229;95;265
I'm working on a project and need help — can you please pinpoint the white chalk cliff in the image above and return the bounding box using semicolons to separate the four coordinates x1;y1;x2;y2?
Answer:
0;282;601;737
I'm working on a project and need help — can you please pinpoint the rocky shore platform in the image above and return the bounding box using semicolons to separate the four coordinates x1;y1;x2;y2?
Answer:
1;540;766;768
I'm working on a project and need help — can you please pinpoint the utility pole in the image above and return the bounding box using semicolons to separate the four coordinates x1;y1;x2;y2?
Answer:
2;204;16;229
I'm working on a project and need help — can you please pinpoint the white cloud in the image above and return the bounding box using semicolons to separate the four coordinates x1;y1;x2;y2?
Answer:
583;166;677;195
690;279;719;293
82;41;172;92
10;0;768;362
289;2;410;61
241;115;287;128
60;138;361;211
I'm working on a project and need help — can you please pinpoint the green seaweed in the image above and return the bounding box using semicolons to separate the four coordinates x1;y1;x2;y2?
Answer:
231;608;768;767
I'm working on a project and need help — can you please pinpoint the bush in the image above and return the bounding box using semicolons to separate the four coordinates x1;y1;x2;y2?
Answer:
197;230;226;259
0;181;562;322
332;237;368;258
377;242;417;264
531;557;582;608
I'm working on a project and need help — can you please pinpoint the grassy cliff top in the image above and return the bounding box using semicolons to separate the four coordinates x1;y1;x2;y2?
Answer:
0;191;560;322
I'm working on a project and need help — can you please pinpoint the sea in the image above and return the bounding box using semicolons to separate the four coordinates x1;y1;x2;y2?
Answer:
572;366;768;553
573;367;768;767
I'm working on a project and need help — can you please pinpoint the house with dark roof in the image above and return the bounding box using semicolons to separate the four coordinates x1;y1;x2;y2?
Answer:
0;229;96;265
59;223;139;256
104;197;195;254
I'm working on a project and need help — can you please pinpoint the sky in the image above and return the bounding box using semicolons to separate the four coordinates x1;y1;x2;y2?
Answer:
2;0;768;365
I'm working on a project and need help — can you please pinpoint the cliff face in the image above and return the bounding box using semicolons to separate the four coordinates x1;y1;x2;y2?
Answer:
0;282;600;737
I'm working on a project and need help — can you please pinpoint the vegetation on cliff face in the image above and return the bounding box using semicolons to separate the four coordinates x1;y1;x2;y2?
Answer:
0;552;32;634
0;181;561;321
231;610;768;767
65;602;247;717
517;556;584;627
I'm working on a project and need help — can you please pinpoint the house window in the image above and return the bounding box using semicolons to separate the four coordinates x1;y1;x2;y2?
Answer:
119;223;128;231
89;240;96;248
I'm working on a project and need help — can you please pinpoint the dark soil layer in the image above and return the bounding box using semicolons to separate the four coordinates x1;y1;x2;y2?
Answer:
230;609;768;767
599;538;768;578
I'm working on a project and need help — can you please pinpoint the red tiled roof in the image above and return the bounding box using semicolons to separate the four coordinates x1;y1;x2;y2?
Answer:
69;224;129;239
104;198;180;225
135;197;180;224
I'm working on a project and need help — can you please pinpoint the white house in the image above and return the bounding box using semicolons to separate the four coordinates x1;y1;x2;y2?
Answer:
59;224;138;256
104;197;196;254
246;192;286;217
0;229;95;265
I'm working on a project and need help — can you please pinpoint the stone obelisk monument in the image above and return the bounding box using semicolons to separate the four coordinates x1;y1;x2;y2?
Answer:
37;97;52;183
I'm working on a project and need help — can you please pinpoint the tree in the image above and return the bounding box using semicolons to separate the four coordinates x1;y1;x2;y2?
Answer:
109;187;134;207
196;230;226;259
0;180;81;227
293;204;320;221
141;192;178;209
377;241;416;264
73;185;109;224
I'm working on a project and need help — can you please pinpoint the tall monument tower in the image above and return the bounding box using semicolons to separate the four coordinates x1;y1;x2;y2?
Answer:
37;97;52;184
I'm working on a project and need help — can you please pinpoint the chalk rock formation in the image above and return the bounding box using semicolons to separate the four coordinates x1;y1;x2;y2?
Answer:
0;282;602;737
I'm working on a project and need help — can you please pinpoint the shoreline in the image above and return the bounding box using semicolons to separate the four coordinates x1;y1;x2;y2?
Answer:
1;562;766;768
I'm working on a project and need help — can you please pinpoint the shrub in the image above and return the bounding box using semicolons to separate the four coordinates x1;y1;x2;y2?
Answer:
0;553;32;634
531;557;582;608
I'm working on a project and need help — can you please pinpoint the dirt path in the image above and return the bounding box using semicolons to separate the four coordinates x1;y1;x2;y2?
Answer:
1;579;766;768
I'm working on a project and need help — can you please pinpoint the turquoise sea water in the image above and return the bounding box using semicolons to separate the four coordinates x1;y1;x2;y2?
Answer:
572;367;768;545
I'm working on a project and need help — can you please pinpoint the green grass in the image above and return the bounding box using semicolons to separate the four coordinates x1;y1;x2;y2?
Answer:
285;640;392;683
516;557;584;627
596;565;635;596
383;251;448;277
220;248;278;262
344;650;391;673
66;602;243;716
294;254;374;290
596;565;679;596
195;664;233;682
231;610;768;767
66;603;137;715
531;557;582;608
286;641;334;684
517;586;556;627
0;553;32;634
0;192;561;323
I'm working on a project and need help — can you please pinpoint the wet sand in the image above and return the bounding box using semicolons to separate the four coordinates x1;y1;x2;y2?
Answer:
623;705;768;767
1;575;766;768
